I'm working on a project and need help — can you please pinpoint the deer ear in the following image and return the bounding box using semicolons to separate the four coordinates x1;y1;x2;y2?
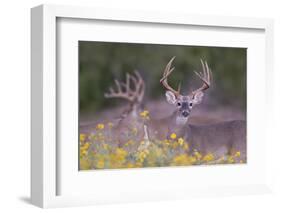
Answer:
165;91;177;105
192;91;204;105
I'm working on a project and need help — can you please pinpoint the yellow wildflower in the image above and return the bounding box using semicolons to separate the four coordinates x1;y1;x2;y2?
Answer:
80;159;91;170
203;153;214;162
96;123;105;130
136;149;150;163
115;148;128;158
193;150;202;160
170;133;177;140
80;133;86;142
140;110;150;120
172;154;192;165
96;159;105;169
108;148;128;168
178;137;184;146
227;156;235;163
127;162;135;168
189;156;197;164
80;142;90;151
235;151;241;157
81;150;88;156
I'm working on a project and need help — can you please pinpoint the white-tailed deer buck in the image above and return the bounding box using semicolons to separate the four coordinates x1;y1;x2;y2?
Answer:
105;70;145;123
80;71;146;133
104;71;149;147
148;57;246;161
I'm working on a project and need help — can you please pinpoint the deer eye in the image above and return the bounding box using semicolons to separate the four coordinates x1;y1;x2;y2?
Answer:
189;103;193;107
177;102;181;106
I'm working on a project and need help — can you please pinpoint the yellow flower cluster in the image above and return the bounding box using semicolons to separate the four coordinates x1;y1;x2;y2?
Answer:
96;123;105;130
80;133;86;142
193;149;202;160
172;154;196;166
235;151;241;157
79;124;245;170
136;149;149;163
96;159;105;169
202;153;214;162
80;142;90;157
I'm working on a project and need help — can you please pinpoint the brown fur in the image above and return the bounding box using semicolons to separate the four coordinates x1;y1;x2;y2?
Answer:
148;113;246;161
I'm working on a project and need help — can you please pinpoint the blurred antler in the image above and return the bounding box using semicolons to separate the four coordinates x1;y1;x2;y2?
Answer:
105;70;145;104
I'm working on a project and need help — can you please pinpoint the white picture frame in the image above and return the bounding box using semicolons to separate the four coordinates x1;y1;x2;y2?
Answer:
31;4;274;208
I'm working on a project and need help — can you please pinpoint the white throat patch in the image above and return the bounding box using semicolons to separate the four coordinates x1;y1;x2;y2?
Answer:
176;116;188;125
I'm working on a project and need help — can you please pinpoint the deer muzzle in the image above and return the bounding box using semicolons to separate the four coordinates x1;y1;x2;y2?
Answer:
182;111;189;117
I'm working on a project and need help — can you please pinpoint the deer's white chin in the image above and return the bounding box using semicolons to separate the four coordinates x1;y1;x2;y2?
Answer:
176;116;188;125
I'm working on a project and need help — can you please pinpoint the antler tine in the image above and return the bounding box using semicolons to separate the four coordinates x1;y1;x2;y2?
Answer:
134;70;142;82
160;56;181;97
134;70;145;102
130;70;145;103
105;77;133;101
126;73;130;93
114;79;122;92
160;57;175;81
104;70;145;103
192;59;212;96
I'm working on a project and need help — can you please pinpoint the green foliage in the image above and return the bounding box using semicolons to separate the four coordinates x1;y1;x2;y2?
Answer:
79;41;246;113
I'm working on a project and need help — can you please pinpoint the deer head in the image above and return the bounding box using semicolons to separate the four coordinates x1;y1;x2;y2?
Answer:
160;56;212;125
105;70;145;119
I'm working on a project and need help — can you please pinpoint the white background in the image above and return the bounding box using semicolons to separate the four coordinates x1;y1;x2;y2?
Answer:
58;18;267;198
0;0;281;212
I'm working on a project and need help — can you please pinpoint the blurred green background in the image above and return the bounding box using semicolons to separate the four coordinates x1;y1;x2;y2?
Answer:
79;41;246;114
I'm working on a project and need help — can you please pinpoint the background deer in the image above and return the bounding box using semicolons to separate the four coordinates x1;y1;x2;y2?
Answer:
148;57;246;161
104;71;149;147
105;70;145;122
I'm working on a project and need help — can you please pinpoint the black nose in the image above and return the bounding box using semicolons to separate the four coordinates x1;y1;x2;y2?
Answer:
182;111;189;117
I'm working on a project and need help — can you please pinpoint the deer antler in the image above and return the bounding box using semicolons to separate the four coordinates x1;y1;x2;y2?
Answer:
160;56;181;97
191;59;212;96
104;70;145;103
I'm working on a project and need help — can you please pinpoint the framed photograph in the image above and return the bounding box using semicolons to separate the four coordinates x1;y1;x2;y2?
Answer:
31;4;274;208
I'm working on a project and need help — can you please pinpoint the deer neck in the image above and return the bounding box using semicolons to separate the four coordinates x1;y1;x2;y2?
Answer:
167;111;189;134
172;111;189;126
131;104;139;118
164;111;191;141
118;103;140;123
